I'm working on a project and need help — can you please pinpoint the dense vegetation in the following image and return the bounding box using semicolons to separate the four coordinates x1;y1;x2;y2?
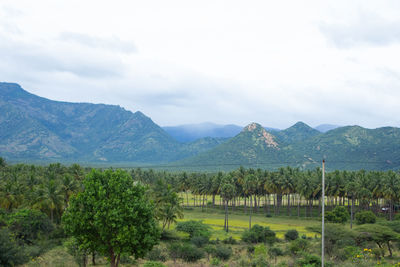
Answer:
1;158;400;266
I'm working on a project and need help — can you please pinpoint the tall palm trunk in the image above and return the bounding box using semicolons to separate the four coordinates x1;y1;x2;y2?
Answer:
350;195;354;229
249;195;252;229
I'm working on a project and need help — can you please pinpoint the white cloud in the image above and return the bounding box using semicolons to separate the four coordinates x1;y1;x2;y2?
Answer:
0;0;400;129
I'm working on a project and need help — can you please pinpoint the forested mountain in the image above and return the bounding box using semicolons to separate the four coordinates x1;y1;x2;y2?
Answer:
1;82;399;170
178;123;400;171
0;83;223;163
274;121;321;144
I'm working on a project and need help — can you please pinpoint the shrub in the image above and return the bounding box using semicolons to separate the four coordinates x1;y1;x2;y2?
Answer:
288;239;309;256
325;206;349;224
284;229;299;241
191;235;209;247
169;243;204;263
241;224;276;244
8;209;53;244
268;247;283;264
213;246;232;261
0;229;27;267
222;236;237;244
247;245;255;254
355;211;377;225
254;244;267;257
252;256;270;267
143;261;167;267
176;220;211;239
64;237;88;267
178;244;204;262
307;224;356;257
204;245;216;260
146;246;167;262
296;253;321;267
344;246;359;260
160;229;180;241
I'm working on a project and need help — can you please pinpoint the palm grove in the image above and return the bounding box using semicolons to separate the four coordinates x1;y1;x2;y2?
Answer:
1;157;400;266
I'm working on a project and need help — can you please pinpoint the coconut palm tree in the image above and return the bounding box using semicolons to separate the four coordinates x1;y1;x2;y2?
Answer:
221;182;235;232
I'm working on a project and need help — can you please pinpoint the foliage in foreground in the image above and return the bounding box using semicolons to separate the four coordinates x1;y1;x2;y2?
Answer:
62;169;160;267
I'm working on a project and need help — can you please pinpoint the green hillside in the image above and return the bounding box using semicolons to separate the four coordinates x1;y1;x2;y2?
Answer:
176;123;400;171
0;83;223;163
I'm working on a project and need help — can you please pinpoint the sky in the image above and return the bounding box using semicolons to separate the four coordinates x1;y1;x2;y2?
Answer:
1;0;400;129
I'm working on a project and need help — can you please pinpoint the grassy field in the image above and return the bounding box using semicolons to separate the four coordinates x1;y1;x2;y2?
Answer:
177;207;320;240
20;208;322;267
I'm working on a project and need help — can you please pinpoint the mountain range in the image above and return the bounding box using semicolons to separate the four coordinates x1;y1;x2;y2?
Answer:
1;82;399;171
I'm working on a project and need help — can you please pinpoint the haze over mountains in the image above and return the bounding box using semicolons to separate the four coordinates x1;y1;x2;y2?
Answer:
1;82;399;170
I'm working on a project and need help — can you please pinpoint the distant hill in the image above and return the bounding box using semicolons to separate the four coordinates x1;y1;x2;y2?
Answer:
275;122;321;144
1;82;399;170
0;83;223;163
177;122;400;171
163;122;243;142
176;123;287;170
314;124;341;133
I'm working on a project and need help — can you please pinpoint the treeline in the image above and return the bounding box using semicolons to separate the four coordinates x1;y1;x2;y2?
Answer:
133;166;400;221
1;159;400;223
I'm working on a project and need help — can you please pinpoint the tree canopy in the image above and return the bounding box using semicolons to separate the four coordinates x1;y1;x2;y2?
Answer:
62;169;160;267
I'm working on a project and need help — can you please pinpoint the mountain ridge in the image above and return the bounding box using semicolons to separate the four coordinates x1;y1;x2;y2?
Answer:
1;82;399;171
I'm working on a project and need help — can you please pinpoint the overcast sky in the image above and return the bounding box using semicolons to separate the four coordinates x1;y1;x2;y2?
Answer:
1;0;400;129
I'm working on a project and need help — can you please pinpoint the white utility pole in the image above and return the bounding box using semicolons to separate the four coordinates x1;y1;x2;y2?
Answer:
322;159;325;267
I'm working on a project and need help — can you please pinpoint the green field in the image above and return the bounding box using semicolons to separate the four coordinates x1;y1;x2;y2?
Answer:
177;207;320;240
20;208;321;267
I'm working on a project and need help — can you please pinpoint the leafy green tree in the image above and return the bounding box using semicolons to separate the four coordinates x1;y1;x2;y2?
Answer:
62;169;160;267
307;224;355;257
325;206;349;224
355;224;400;257
355;211;377;225
284;229;299;241
241;224;276;245
175;220;211;239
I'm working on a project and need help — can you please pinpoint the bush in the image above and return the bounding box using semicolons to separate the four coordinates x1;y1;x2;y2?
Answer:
307;224;355;257
146;246;167;262
325;206;349;224
355;211;377;225
178;244;205;262
247;245;255;254
296;253;321;267
288;239;309;256
252;256;270;267
64;237;89;267
268;247;283;263
337;246;359;261
241;224;276;244
8;209;53;244
176;220;211;239
284;229;299;241
160;229;180;241
143;261;167;267
222;236;237;244
191;235;209;247
0;229;27;267
168;243;204;263
213;246;232;261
